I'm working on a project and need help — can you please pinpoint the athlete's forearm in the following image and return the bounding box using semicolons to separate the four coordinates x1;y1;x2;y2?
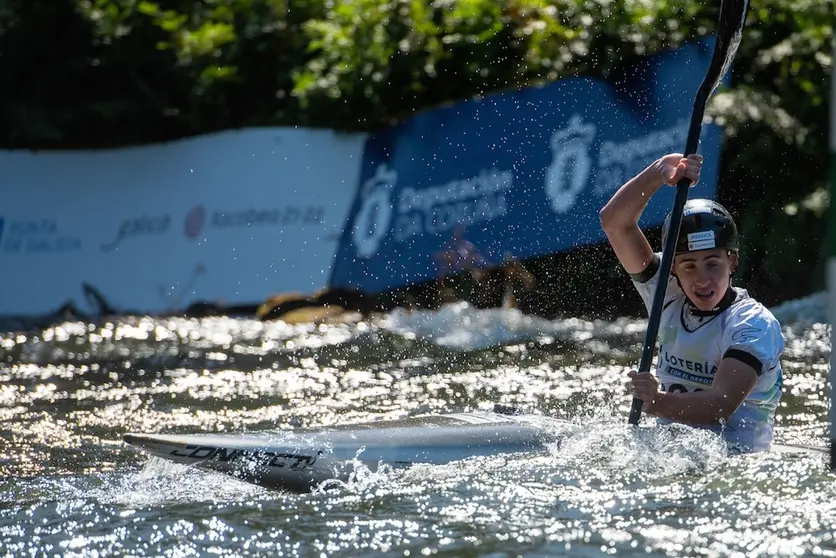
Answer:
599;165;664;232
646;389;740;425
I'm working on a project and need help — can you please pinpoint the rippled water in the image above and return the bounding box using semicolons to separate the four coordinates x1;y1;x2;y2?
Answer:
1;300;833;557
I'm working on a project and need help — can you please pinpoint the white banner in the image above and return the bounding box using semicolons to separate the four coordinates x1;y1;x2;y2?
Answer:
0;128;366;315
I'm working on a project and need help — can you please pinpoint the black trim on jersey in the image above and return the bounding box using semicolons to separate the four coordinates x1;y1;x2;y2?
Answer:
680;288;741;333
680;303;722;332
630;254;660;284
723;348;764;376
688;287;737;317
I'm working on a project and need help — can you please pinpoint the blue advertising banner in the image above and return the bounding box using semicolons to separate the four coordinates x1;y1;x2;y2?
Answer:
331;38;725;295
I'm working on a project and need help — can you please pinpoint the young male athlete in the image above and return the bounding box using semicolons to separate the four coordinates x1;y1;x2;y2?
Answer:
599;153;784;452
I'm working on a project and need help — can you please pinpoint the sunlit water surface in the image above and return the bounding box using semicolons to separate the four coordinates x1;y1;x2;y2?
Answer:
1;298;833;557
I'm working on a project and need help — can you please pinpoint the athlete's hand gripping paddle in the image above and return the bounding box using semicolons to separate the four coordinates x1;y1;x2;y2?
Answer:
628;0;750;426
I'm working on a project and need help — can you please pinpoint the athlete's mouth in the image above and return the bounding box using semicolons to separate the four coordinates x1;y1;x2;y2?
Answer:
693;288;715;302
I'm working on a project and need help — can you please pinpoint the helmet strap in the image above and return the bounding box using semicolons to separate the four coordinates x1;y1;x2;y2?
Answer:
671;271;683;291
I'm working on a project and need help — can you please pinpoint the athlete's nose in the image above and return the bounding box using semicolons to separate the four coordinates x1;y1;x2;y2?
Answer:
694;272;712;287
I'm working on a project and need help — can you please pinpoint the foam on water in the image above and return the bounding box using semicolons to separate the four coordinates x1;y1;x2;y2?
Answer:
382;290;829;352
381;300;646;351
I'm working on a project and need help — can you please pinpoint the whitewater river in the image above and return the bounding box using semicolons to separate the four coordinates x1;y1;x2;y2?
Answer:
1;299;833;557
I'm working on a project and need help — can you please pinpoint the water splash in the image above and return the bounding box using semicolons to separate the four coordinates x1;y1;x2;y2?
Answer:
93;457;270;507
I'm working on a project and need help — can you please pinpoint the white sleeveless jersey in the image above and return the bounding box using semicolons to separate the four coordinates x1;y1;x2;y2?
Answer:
632;254;784;452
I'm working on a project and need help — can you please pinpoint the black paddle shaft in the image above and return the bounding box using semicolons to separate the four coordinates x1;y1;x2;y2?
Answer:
627;0;750;426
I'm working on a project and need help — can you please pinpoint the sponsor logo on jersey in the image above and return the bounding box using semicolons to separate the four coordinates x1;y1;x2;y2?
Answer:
663;366;714;385
661;350;717;376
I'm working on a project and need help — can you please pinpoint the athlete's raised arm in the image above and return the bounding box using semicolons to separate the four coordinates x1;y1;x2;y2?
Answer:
599;153;703;275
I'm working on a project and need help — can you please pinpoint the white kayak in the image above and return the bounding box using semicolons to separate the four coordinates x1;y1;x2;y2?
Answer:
123;407;829;493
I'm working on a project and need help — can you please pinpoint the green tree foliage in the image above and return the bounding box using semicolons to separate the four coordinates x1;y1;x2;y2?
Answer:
0;0;326;146
0;0;830;307
291;0;716;129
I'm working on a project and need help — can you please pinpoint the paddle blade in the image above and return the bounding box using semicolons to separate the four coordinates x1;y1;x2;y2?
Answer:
682;0;750;157
701;0;749;100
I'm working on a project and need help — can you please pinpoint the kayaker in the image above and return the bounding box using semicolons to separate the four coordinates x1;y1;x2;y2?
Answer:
600;152;784;452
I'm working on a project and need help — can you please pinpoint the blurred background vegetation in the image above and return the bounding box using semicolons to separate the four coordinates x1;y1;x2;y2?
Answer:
0;0;831;315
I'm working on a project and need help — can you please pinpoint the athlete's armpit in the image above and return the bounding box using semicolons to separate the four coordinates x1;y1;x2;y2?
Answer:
629;253;660;284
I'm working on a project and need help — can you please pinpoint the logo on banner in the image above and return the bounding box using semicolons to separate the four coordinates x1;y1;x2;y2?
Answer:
0;218;81;254
183;203;324;240
594;119;689;197
352;164;396;258
100;214;171;252
545;114;596;214
185;205;207;239
349;164;514;259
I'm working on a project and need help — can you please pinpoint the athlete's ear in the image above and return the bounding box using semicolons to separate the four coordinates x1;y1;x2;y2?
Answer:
729;251;739;275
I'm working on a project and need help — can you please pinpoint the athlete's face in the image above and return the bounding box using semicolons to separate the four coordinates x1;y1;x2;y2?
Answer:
673;249;738;311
